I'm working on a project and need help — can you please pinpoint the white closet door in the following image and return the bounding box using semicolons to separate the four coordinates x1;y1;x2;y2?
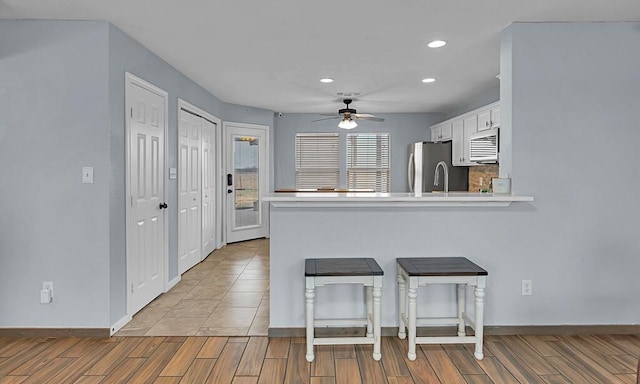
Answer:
127;78;166;315
178;110;202;275
202;119;216;257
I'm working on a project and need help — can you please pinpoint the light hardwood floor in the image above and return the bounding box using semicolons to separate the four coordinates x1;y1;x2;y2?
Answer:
117;239;270;337
0;334;638;383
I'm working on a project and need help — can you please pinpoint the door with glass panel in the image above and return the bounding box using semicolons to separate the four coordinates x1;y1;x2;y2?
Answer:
224;123;269;243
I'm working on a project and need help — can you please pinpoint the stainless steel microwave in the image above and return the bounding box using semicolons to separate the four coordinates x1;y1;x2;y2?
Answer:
469;128;499;163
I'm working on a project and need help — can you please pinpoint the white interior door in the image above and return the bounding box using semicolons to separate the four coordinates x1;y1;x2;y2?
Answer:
224;123;269;243
126;74;167;315
178;109;202;275
202;119;216;257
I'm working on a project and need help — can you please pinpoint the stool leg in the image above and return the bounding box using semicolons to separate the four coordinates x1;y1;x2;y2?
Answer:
473;277;486;360
457;284;466;337
397;269;406;339
305;278;315;362
366;286;373;337
372;278;382;361
407;281;417;361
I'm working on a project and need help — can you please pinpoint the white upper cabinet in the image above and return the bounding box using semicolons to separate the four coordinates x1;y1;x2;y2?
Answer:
431;125;441;142
441;123;452;140
477;109;491;131
477;104;500;131
430;122;453;142
490;105;500;128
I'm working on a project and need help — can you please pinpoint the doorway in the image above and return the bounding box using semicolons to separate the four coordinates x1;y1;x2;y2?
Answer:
224;122;269;243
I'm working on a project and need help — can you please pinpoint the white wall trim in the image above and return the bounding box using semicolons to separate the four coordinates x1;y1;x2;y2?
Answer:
110;315;132;336
177;99;220;125
124;72;169;315
166;275;181;292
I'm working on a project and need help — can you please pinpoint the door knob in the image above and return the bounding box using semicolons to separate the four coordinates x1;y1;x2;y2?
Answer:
159;202;168;209
227;189;233;194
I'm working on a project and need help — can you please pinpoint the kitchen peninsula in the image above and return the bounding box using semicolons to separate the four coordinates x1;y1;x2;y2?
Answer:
265;192;533;335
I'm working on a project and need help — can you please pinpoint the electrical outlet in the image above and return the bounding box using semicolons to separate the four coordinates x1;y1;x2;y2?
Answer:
82;167;93;184
521;280;532;296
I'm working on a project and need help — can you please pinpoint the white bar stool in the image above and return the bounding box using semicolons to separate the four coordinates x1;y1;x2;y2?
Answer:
397;257;488;361
305;258;384;362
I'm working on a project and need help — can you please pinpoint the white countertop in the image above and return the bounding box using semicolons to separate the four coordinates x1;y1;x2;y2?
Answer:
264;192;534;208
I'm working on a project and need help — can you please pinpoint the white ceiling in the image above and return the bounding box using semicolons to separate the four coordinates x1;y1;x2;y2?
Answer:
2;0;639;114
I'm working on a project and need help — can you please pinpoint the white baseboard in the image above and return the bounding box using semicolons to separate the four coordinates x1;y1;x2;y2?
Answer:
166;275;181;292
110;315;132;336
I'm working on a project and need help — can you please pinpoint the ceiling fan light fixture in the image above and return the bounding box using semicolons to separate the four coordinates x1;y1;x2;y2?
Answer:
427;40;447;48
338;118;358;129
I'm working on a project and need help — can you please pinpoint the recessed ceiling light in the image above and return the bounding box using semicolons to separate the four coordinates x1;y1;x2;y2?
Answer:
427;40;447;48
422;78;436;83
320;78;334;83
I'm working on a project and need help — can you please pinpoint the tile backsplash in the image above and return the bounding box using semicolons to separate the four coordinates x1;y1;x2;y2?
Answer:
468;164;499;192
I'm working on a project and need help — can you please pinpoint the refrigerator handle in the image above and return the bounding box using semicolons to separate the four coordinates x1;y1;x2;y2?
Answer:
408;152;415;192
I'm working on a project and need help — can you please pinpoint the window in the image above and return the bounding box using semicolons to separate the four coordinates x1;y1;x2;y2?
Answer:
347;133;390;192
295;133;340;189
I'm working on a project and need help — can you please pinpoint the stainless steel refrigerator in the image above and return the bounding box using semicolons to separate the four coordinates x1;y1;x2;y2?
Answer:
407;141;468;193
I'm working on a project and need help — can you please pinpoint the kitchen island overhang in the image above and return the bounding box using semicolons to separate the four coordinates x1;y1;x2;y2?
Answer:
266;192;534;208
265;192;535;334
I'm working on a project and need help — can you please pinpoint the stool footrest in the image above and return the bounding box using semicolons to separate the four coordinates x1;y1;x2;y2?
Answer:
314;318;368;327
314;337;374;346
416;336;477;344
416;317;462;326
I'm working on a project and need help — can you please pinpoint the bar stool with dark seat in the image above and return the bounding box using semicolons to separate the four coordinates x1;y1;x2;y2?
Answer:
396;257;488;361
305;258;384;362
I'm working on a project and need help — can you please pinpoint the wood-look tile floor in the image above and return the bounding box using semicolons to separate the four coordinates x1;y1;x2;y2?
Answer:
117;239;270;337
0;334;638;383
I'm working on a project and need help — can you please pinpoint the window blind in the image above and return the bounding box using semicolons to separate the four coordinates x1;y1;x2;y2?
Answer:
346;133;390;192
295;133;340;189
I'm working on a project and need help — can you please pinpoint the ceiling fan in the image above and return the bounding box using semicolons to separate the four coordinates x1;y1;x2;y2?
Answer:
313;99;385;129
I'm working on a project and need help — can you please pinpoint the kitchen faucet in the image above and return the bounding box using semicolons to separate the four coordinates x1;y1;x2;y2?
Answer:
434;161;449;193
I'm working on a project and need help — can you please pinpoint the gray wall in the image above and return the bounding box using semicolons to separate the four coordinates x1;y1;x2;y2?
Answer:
0;21;111;327
273;113;445;192
497;21;640;323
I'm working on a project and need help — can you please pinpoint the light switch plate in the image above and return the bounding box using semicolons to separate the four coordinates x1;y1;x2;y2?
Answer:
82;167;94;184
169;168;177;180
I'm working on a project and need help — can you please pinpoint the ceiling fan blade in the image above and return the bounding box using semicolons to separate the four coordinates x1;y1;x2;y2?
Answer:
311;116;341;122
354;113;375;118
355;116;385;122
